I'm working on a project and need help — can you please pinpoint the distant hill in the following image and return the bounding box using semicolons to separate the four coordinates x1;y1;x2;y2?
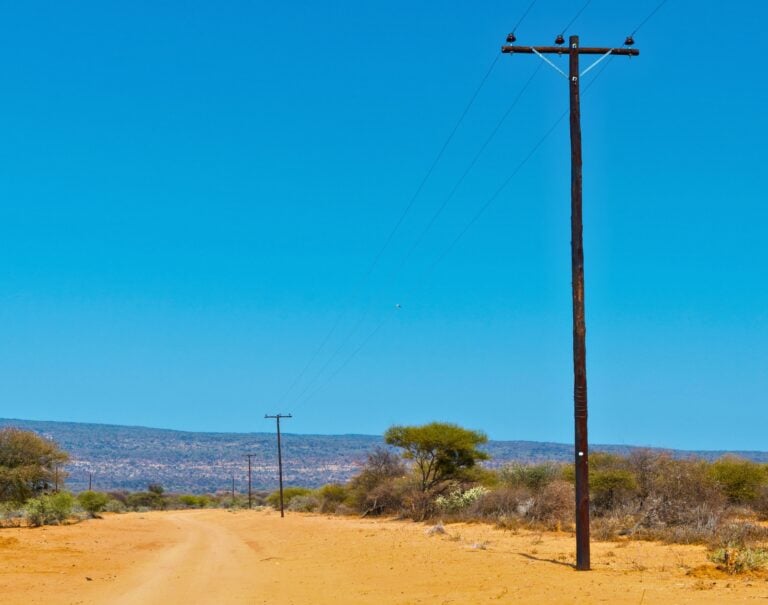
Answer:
2;418;766;494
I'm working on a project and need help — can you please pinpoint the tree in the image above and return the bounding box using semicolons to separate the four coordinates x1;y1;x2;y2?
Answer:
384;422;489;492
0;427;69;503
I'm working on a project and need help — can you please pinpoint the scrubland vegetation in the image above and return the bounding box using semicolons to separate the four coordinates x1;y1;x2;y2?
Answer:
3;423;768;574
265;423;768;574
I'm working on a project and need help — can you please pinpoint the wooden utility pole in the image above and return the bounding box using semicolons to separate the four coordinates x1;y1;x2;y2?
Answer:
231;473;236;507
501;34;639;571
265;413;292;518
88;472;93;491
245;454;254;509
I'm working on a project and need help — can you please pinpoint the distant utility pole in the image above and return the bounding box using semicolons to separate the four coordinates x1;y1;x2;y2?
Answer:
231;473;236;507
501;33;639;571
88;472;93;491
265;413;292;518
245;454;255;509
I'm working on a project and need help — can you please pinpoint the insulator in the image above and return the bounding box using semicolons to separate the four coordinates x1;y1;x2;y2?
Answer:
555;34;565;45
624;35;635;46
506;32;517;43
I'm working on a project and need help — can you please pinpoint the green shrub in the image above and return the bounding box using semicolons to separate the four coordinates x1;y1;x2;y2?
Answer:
709;457;767;504
48;491;74;522
77;491;110;517
25;492;73;526
266;487;312;509
177;494;210;508
500;462;561;491
710;546;768;574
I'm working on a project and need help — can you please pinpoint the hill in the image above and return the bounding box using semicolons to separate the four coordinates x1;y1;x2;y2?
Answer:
2;418;766;494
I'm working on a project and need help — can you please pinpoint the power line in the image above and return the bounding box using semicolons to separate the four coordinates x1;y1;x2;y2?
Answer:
510;0;539;36
293;56;623;407
396;62;543;272
560;0;593;36
274;54;502;408
629;0;669;37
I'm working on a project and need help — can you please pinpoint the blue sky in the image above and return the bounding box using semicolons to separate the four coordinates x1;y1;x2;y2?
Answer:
0;1;766;451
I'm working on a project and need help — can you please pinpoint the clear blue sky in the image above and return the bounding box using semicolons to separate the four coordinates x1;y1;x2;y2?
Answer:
1;1;765;451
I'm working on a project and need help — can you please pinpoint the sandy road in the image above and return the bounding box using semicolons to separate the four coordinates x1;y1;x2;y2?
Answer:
104;512;262;605
1;509;767;604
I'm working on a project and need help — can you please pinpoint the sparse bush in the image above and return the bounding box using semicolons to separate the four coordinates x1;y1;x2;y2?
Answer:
528;480;574;529
590;470;637;514
287;495;320;512
77;491;110;517
467;486;532;520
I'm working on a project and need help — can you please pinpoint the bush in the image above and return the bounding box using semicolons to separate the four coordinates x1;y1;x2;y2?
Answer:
104;499;127;513
435;486;489;513
499;462;561;491
317;484;349;513
709;457;767;504
266;487;312;510
710;546;768;574
77;491;110;517
287;495;320;512
529;480;575;529
25;492;74;526
177;494;210;509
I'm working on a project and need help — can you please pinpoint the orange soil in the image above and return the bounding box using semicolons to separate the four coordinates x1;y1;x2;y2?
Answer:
0;509;766;604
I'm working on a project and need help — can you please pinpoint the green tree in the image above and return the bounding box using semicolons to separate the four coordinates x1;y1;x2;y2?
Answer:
384;422;489;491
0;428;69;503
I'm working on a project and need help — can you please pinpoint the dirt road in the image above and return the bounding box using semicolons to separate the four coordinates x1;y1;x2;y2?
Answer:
0;509;766;604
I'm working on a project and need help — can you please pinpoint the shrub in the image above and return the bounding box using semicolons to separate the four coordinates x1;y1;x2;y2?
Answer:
709;457;767;504
177;494;210;508
710;546;768;574
287;495;320;512
77;491;110;517
467;486;533;519
590;470;637;514
317;483;349;513
266;487;312;510
500;462;561;491
48;491;74;522
435;486;489;513
528;480;575;529
104;499;127;513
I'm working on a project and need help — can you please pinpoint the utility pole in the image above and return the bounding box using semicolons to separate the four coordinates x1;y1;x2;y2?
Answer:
245;454;254;509
265;413;292;518
231;473;236;507
88;472;93;491
501;34;639;571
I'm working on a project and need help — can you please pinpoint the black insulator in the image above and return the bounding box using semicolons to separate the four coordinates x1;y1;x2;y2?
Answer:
555;34;565;45
506;32;517;43
624;35;635;46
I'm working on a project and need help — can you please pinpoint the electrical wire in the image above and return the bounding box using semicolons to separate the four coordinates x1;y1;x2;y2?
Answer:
293;56;621;410
273;54;502;408
560;0;593;35
396;62;544;272
510;0;539;35
629;0;669;37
